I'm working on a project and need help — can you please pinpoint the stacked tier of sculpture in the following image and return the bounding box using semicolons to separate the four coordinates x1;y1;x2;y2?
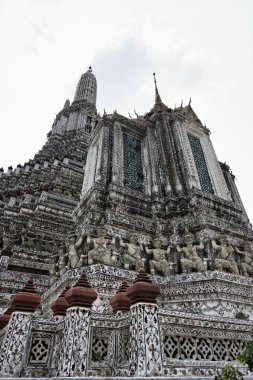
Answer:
0;68;252;378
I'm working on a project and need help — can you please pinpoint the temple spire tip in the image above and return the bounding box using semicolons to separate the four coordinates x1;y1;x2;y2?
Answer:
153;72;162;103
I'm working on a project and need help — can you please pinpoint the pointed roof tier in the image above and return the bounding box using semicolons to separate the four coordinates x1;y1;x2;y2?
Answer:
109;280;130;313
126;268;160;306
11;277;41;313
73;66;97;106
51;284;71;316
65;272;97;309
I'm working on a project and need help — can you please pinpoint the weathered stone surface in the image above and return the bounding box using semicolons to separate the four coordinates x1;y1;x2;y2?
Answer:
0;68;252;378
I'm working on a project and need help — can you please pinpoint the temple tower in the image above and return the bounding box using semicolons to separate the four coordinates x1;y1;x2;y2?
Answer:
75;74;250;246
51;66;98;136
0;68;253;378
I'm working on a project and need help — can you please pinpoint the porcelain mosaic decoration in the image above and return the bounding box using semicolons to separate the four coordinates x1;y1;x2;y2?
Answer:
0;68;252;378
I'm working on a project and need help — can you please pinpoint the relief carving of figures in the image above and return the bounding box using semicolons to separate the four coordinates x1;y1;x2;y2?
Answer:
144;235;172;276
119;232;143;271
67;233;86;269
177;230;207;273
87;226;115;266
212;233;239;275
234;241;253;277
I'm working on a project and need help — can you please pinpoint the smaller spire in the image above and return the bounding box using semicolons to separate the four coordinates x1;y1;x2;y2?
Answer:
63;99;70;109
153;72;162;103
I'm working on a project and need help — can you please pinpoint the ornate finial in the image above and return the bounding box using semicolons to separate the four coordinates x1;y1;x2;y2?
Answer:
134;109;139;117
126;268;160;305
51;284;70;316
189;97;191;106
153;72;162;103
109;280;130;313
181;99;183;107
88;66;92;72
64;271;97;308
11;276;41;313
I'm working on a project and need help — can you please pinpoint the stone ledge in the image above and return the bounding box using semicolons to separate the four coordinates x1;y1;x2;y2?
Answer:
0;378;253;380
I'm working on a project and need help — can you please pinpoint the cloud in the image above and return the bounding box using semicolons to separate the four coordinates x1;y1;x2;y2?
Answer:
93;39;152;113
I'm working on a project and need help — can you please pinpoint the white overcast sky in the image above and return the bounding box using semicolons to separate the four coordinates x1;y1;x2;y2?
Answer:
0;0;252;222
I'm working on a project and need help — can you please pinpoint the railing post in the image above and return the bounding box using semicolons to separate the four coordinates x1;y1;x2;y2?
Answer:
127;268;163;377
58;272;97;377
0;278;41;377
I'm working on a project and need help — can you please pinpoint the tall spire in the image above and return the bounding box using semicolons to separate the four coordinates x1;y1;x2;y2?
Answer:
153;72;162;104
73;66;97;106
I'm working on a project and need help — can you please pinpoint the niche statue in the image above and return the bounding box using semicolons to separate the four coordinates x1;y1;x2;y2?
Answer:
212;233;239;275
177;231;207;273
144;235;172;276
119;232;143;271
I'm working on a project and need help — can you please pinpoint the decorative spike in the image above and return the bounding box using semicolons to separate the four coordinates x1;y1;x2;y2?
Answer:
63;99;70;109
153;72;162;103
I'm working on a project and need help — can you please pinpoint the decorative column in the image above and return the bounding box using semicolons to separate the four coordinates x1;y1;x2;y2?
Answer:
0;278;41;377
126;268;163;377
58;272;97;377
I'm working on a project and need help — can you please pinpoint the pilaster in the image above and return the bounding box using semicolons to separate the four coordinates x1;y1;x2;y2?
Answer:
126;268;163;377
146;126;160;194
58;272;97;377
0;277;40;377
112;122;124;186
0;311;32;377
58;306;91;377
129;303;163;376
